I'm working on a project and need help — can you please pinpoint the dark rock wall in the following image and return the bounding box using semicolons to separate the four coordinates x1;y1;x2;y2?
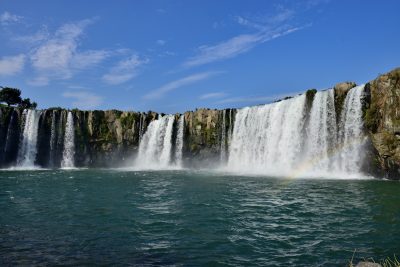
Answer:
363;68;400;179
183;108;235;167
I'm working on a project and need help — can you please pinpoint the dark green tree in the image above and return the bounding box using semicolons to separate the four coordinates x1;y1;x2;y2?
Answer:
0;87;22;106
19;98;37;109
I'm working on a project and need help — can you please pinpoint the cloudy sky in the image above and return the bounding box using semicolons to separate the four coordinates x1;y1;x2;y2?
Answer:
0;0;399;112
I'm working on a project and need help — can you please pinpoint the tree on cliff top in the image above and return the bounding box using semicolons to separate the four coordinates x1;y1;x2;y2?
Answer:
0;87;38;108
0;87;22;106
19;98;37;109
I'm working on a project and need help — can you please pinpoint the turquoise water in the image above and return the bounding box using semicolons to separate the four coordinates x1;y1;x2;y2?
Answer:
1;170;399;266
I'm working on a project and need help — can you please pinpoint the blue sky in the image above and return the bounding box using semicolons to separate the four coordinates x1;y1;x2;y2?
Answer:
0;0;399;113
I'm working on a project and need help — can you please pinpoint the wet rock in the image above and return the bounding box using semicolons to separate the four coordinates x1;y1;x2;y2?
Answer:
355;262;382;267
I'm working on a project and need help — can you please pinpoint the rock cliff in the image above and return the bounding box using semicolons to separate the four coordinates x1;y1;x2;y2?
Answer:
1;68;400;179
363;68;400;178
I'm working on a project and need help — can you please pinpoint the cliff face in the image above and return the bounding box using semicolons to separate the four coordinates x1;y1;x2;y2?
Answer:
183;108;235;167
0;106;234;168
363;68;400;178
74;110;158;167
1;68;400;178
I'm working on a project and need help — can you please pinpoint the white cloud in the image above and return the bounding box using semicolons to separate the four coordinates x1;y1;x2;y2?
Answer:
235;16;265;31
0;54;25;76
143;71;221;100
102;55;148;85
13;25;49;44
266;9;295;24
156;39;166;46
184;33;263;67
31;40;76;76
184;26;301;68
216;91;302;104
62;91;103;109
29;19;110;85
30;19;91;72
27;76;49;86
216;96;276;104
0;11;23;25
183;9;302;68
304;0;331;9
159;51;176;57
67;85;89;90
199;92;227;100
71;50;110;69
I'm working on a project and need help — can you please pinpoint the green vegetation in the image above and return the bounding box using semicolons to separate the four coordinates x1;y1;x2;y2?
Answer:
364;103;380;133
0;87;37;108
19;98;37;109
0;87;22;106
333;89;349;123
388;68;400;84
120;113;137;129
382;130;398;151
0;106;13;125
348;252;400;267
47;107;63;111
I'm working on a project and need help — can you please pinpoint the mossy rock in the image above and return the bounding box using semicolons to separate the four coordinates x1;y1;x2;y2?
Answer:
364;102;379;133
305;89;317;109
333;82;356;123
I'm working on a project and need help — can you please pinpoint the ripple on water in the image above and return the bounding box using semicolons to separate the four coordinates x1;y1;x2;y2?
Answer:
0;169;399;266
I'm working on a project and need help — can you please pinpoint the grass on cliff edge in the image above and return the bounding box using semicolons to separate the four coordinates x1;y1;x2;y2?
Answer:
348;251;400;267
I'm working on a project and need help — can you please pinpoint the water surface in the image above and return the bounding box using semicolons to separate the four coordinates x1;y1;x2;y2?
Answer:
1;170;399;266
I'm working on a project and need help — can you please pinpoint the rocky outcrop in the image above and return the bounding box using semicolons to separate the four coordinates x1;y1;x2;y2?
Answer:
70;109;159;167
355;262;382;267
183;108;235;167
333;81;357;123
363;68;400;179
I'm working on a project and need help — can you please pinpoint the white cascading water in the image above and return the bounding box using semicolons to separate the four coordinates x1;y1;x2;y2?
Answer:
138;113;146;143
135;115;176;169
159;115;175;164
174;115;185;167
305;89;337;173
227;94;306;175
16;109;41;168
226;86;366;177
336;85;366;173
61;111;75;168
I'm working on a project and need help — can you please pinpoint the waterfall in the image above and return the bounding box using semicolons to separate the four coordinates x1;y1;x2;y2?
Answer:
61;111;75;168
337;85;366;173
16;109;41;168
305;89;337;172
139;113;146;143
227;94;307;175
49;110;57;167
174;115;184;167
220;110;227;162
159;115;175;164
135;115;176;169
227;86;366;177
